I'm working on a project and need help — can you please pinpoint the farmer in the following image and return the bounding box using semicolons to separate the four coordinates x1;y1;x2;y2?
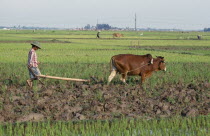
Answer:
96;31;100;38
26;41;41;87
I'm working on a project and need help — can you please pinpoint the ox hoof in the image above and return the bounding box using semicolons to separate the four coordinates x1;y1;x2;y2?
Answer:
123;82;128;85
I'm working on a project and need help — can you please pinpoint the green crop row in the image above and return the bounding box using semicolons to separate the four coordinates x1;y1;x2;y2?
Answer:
0;43;209;63
0;115;209;136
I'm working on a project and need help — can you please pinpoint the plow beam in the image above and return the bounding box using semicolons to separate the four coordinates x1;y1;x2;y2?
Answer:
37;75;90;82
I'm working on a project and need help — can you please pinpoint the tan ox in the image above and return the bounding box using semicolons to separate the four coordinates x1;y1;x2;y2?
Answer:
113;33;124;38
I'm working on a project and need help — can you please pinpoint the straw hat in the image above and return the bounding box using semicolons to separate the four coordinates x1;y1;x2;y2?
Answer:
31;41;41;49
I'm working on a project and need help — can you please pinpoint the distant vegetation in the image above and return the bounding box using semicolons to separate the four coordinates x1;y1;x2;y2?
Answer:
204;28;210;32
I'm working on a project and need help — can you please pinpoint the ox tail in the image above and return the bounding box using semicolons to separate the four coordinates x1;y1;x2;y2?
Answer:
110;56;116;73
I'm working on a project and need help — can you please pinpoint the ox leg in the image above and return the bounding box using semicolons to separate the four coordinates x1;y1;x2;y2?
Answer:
141;76;145;84
140;74;146;85
140;73;152;85
121;73;128;85
108;70;117;84
138;74;145;92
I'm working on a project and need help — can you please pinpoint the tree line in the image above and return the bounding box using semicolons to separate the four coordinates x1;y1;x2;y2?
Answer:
204;28;210;32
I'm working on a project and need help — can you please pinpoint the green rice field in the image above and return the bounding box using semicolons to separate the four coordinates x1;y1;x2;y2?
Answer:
0;30;209;135
0;30;209;85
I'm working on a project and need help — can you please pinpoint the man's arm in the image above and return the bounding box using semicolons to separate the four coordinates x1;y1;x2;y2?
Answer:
28;51;34;68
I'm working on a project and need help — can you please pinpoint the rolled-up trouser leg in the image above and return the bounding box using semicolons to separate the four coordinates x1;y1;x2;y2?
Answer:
28;67;41;80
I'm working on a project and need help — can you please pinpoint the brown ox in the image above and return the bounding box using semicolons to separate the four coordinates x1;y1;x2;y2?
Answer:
113;33;124;38
108;54;166;84
108;54;153;84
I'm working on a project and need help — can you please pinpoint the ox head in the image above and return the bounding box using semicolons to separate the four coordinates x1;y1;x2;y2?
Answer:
156;56;166;71
146;54;153;64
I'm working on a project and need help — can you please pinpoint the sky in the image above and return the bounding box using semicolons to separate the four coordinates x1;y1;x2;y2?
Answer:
1;0;210;30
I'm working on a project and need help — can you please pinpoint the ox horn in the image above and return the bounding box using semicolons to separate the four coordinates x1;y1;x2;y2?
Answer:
150;58;153;64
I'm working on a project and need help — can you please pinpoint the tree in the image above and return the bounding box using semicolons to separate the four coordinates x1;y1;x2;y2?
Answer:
204;28;210;32
96;24;111;30
84;24;91;30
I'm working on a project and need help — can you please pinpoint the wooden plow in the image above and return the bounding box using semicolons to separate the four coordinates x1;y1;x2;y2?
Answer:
28;67;90;83
37;74;90;82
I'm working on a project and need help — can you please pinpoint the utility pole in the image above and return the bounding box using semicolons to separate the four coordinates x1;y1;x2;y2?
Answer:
96;19;98;30
135;13;137;31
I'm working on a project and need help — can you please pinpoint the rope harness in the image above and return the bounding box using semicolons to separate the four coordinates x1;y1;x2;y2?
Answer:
120;63;150;75
124;61;164;74
111;57;150;75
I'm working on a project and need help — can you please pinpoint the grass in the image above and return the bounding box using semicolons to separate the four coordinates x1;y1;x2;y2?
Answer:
0;116;209;136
